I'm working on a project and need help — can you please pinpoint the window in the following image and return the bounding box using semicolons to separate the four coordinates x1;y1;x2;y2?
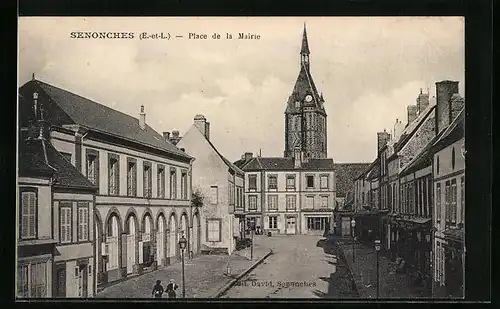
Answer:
268;216;277;229
409;183;414;214
248;175;257;190
157;166;165;198
170;169;177;199
400;186;404;214
460;176;465;224
60;152;72;163
436;156;440;175
236;187;243;209
320;175;328;189
17;261;47;298
445;180;451;225
20;189;36;239
286;175;296;189
108;156;119;195
248;195;257;210
268;175;277;190
181;171;188;200
60;203;72;244
436;183;441;224
306;175;314;188
451;179;457;224
452;147;456;170
306;196;314;209
143;162;152;198
268;195;278;211
209;186;218;204
423;178;428;217
321;196;328;208
77;202;89;242
206;219;221;242
86;151;99;186
427;176;433;219
286;195;296;210
127;159;137;197
307;217;329;231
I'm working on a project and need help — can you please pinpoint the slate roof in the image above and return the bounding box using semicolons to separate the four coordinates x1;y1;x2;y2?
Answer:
237;157;335;172
432;107;465;152
19;137;97;190
334;163;371;197
394;104;436;153
366;159;381;180
19;80;191;160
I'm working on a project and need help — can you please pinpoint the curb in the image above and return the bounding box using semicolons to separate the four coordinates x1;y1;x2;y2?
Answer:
211;249;274;298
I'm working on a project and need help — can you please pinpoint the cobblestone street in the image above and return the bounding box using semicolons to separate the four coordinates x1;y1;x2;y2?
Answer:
95;239;270;299
340;238;432;299
221;235;358;298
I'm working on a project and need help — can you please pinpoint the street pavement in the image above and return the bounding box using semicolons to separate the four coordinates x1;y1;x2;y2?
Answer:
95;240;270;298
340;238;432;299
221;234;359;298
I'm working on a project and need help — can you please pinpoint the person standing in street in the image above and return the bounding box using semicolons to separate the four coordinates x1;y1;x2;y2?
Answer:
166;279;178;299
152;280;164;298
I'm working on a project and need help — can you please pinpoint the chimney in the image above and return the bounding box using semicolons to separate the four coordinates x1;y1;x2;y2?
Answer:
377;129;391;152
450;93;465;121
139;105;146;130
416;88;430;112
170;130;181;145
194;114;210;140
29;92;50;140
293;147;302;168
162;131;170;141
393;118;404;141
435;80;459;134
407;105;418;124
244;152;253;162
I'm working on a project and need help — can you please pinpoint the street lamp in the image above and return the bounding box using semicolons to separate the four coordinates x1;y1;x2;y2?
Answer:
375;239;381;299
351;219;356;262
179;235;187;298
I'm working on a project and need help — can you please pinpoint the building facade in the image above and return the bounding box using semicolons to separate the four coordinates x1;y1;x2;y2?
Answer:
175;114;245;255
235;153;335;236
17;92;98;298
432;107;465;298
19;79;196;291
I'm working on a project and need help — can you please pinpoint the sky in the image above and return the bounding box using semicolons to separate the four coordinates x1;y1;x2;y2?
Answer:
18;17;464;163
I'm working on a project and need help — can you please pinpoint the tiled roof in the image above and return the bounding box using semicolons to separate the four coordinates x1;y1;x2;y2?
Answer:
334;163;371;197
366;159;381;180
19;80;191;160
19;137;97;190
238;157;335;171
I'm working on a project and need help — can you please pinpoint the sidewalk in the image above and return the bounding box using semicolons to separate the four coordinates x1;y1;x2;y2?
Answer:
337;238;431;299
95;240;271;298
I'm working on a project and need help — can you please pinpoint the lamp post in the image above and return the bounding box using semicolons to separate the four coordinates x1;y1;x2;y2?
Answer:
375;239;381;299
179;235;187;298
351;219;356;262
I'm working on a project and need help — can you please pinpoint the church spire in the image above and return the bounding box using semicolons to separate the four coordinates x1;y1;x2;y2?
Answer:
300;23;310;70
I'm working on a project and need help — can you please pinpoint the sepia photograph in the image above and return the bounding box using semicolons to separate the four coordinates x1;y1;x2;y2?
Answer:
16;16;466;300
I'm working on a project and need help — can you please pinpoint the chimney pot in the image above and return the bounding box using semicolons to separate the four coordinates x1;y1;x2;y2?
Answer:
435;80;459;134
180;148;185;152
194;114;210;140
244;152;253;161
162;131;170;141
407;105;418;124
139;105;146;129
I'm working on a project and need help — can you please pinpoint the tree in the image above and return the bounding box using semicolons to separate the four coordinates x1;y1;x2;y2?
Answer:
191;187;204;208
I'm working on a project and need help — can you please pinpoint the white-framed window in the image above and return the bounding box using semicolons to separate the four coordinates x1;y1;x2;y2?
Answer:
108;156;119;195
207;219;221;242
286;195;296;210
77;203;89;242
268;195;278;211
143;162;152;198
209;186;218;204
170;169;177;199
306;175;314;188
268;216;277;229
306;196;314;209
268;175;278;190
248;195;257;210
286;175;296;189
17;260;48;298
248;175;257;190
320;175;328;189
86;151;99;186
20;190;37;239
60;203;72;244
127;159;137;197
157;165;165;198
321;196;328;208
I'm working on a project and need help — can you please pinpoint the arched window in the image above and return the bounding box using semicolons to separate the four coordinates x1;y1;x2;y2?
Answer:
452;147;456;170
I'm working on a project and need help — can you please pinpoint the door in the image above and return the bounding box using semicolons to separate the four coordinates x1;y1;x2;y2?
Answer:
286;217;296;235
126;234;135;274
55;266;66;297
78;265;88;298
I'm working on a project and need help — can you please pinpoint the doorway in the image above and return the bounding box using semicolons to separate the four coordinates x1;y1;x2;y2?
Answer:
77;264;88;298
286;216;296;235
54;264;66;297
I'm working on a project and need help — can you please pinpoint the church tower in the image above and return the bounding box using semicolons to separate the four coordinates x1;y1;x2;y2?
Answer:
284;24;328;159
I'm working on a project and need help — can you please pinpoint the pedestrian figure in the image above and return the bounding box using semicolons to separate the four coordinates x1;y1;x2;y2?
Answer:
166;279;178;299
152;280;164;298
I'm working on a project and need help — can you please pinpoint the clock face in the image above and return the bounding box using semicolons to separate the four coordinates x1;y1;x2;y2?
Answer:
305;95;313;102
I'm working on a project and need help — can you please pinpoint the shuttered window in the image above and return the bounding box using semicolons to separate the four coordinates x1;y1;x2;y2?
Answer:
207;219;221;242
20;190;36;239
77;203;89;241
60;204;72;244
17;261;47;298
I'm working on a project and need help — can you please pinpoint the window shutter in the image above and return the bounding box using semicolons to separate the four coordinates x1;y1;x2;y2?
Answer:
67;209;72;242
78;208;83;241
84;208;88;240
29;193;36;237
